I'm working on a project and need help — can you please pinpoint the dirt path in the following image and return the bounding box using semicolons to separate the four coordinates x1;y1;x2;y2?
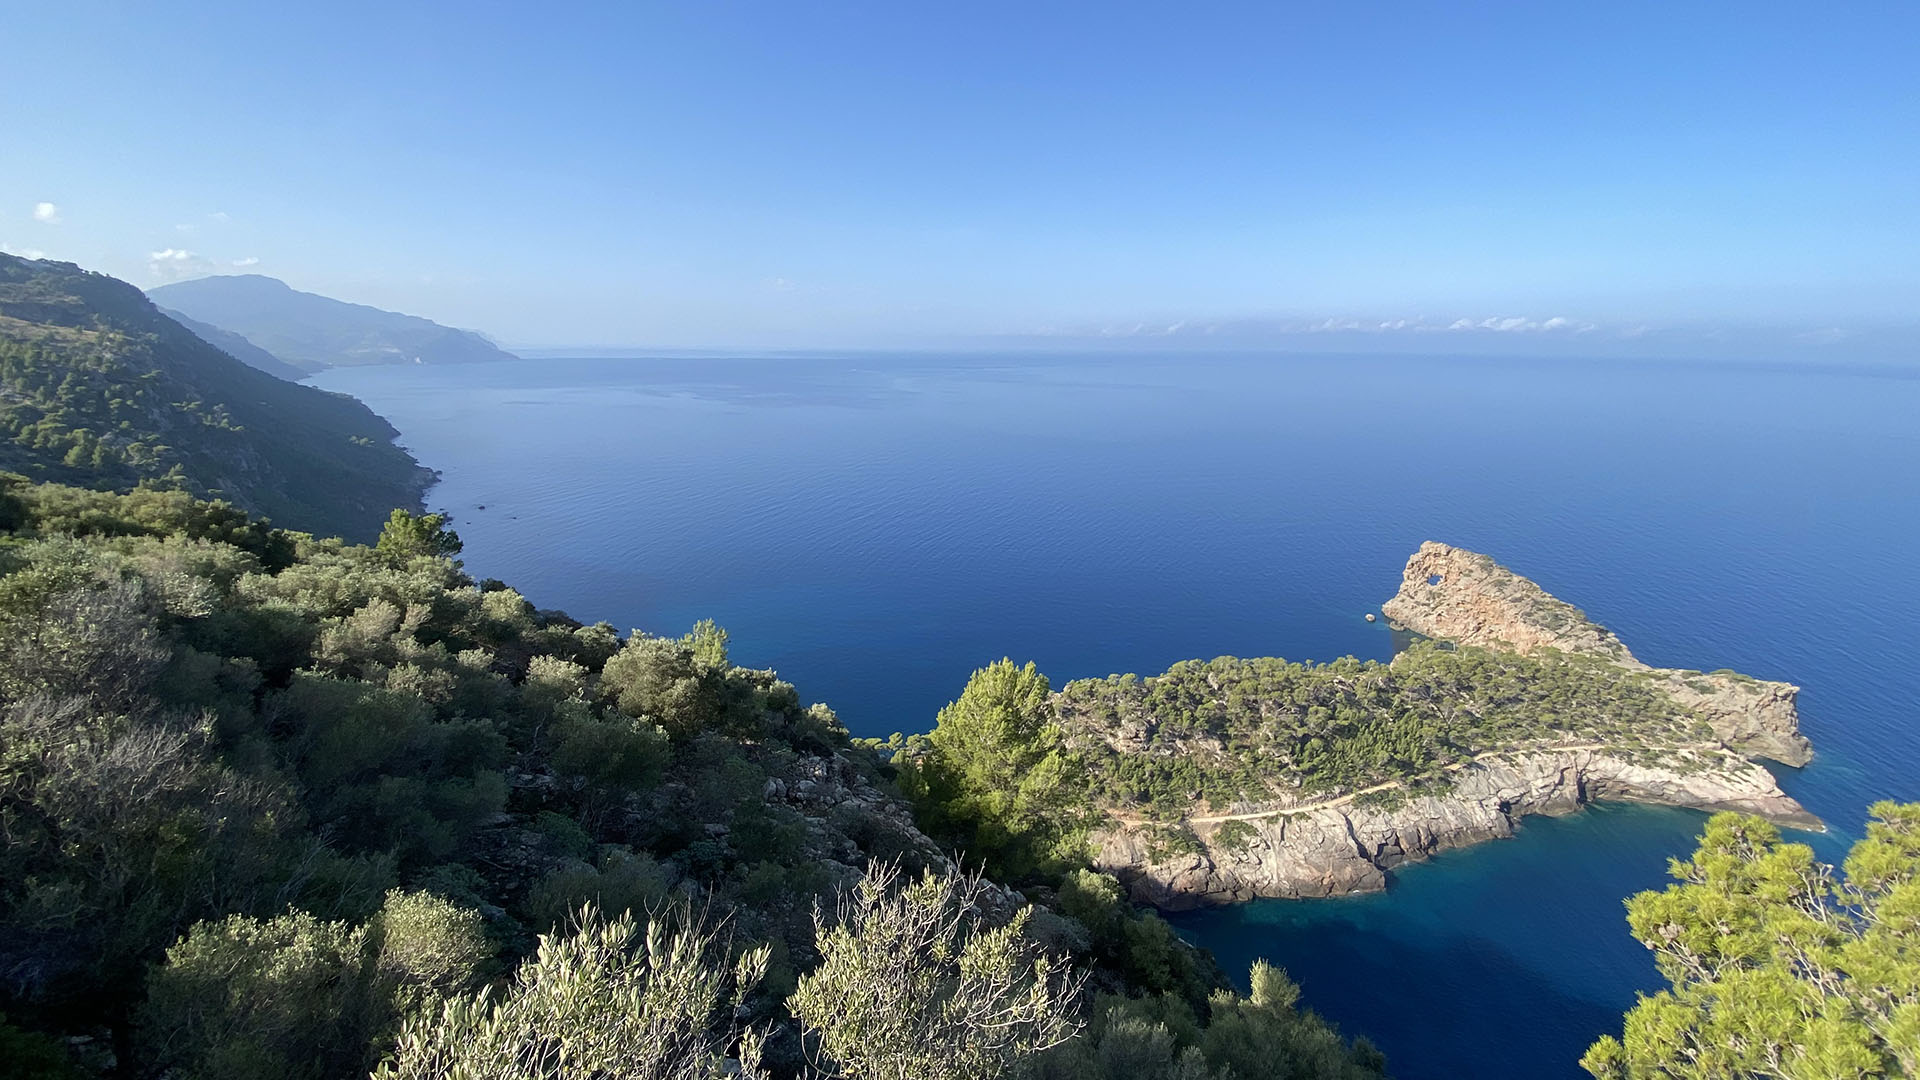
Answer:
1152;742;1624;826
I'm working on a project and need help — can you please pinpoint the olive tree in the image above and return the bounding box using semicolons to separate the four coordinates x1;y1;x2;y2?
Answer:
376;905;769;1080
789;862;1086;1080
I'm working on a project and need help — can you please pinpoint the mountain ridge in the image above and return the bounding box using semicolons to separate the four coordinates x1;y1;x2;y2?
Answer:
149;273;519;370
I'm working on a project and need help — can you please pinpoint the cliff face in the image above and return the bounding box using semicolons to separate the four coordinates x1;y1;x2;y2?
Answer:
1381;541;1812;766
1095;747;1819;910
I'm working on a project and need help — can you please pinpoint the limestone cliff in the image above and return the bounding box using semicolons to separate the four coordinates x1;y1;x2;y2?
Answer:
1094;747;1818;910
1381;542;1812;766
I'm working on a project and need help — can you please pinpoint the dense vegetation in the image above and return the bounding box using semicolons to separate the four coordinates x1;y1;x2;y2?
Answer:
0;254;429;541
902;659;1092;881
0;477;1385;1078
899;660;1389;1079
1055;646;1711;816
906;658;1920;1078
1582;804;1920;1079
149;274;518;371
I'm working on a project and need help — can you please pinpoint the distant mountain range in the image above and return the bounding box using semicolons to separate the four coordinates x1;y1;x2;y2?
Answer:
149;273;519;372
0;253;430;540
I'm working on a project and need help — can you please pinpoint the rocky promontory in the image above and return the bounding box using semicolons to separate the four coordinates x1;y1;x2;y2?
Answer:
1381;542;1812;767
1077;543;1818;910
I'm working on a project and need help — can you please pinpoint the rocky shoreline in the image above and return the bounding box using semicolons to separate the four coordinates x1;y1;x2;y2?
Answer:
1089;542;1819;910
1094;745;1818;910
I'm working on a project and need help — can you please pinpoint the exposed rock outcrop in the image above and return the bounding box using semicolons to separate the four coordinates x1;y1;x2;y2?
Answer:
1095;747;1819;910
1382;542;1812;766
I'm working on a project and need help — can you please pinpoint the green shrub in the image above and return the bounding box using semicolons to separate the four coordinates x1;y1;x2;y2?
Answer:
789;864;1085;1080
1211;819;1260;854
138;891;490;1080
376;905;769;1080
524;847;673;931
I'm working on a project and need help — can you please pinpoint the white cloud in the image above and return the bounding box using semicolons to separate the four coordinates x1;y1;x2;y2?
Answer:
32;202;60;224
175;223;197;234
2;242;47;259
1444;315;1596;334
148;248;213;280
208;211;230;222
764;276;797;292
1795;327;1848;345
231;256;259;267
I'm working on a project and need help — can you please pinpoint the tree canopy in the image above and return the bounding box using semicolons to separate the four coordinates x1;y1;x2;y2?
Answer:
375;509;463;562
1582;804;1920;1079
905;659;1091;881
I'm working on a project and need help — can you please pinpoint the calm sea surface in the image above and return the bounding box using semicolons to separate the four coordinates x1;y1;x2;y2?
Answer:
315;352;1920;1079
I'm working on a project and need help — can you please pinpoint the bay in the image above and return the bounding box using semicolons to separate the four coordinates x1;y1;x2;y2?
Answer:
314;351;1920;1078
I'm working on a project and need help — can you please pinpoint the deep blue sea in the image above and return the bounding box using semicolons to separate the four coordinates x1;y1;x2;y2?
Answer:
315;352;1920;1079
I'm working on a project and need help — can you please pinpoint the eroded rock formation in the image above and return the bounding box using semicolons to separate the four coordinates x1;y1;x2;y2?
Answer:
1094;747;1818;910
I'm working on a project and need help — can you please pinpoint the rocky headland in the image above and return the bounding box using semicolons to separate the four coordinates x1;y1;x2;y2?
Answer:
1081;543;1818;910
1382;542;1812;767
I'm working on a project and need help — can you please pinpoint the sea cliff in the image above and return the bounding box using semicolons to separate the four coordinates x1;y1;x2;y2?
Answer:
1082;543;1818;910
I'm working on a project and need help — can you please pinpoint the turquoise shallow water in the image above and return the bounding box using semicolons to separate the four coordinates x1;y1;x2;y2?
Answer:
315;351;1920;1079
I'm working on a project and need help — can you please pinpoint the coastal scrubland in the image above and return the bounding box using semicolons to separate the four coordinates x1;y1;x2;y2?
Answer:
0;478;1383;1079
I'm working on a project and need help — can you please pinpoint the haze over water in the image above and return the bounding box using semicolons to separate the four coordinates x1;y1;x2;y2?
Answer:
317;351;1920;1079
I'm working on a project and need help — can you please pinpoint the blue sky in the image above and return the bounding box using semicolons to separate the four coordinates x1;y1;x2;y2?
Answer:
3;2;1915;354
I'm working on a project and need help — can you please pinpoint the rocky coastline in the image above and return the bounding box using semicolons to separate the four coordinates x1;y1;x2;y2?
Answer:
1089;542;1819;910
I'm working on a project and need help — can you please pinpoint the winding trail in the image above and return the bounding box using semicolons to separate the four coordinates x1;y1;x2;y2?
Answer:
1148;742;1698;826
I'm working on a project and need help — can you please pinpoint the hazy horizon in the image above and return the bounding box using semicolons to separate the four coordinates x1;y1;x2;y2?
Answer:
5;2;1916;360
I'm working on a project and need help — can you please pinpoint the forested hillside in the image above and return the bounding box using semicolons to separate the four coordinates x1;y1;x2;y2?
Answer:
0;478;1386;1079
0;254;429;540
